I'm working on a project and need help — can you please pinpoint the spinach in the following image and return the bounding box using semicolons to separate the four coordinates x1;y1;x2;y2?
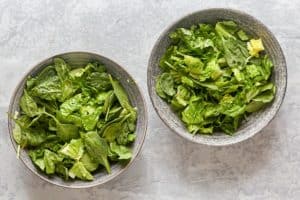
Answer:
156;21;275;135
109;142;132;160
80;153;99;172
12;58;137;181
82;131;110;173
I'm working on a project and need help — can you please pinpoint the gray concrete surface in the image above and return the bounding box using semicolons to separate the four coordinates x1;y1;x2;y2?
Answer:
0;0;299;199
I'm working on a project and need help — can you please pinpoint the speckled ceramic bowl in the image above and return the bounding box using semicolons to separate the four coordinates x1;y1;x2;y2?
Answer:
8;52;148;188
148;8;287;146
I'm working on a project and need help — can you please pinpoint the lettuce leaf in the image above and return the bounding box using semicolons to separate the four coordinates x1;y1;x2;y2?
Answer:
156;21;275;135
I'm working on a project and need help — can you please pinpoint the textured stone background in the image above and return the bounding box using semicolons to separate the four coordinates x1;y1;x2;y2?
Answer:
0;0;298;199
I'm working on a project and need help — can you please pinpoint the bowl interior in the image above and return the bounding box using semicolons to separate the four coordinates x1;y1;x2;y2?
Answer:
148;9;286;145
8;52;147;188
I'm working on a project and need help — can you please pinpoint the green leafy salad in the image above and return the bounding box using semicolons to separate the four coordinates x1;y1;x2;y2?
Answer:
12;58;137;181
156;21;275;135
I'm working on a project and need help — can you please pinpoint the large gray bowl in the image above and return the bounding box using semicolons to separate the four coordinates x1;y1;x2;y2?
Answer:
148;8;287;146
8;52;148;188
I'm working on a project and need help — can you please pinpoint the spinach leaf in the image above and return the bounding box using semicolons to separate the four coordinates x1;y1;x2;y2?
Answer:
29;149;45;171
20;90;41;117
109;142;132;160
31;76;62;101
80;106;103;131
54;58;76;101
60;93;89;116
80;153;98;172
12;58;137;181
86;72;112;91
156;73;176;97
56;123;79;142
102;114;130;142
44;150;63;174
82;131;111;173
109;75;134;111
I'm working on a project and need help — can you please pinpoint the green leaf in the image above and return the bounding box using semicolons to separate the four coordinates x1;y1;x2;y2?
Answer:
20;90;40;117
29;149;45;171
56;112;82;127
59;139;84;160
54;58;69;79
13;124;22;144
184;55;204;76
102;122;122;142
54;58;77;101
171;85;191;109
69;161;93;181
222;38;249;67
215;21;238;39
26;66;56;89
15;127;54;148
103;90;115;115
116;112;137;145
44;150;63;175
82;131;111;173
182;101;205;124
60;93;89;116
105;106;123;122
220;95;246;117
96;91;112;105
109;75;134;111
31;76;62;101
127;134;136;143
109;142;132;160
156;73;176;96
86;72;112;91
253;90;275;103
43;109;80;142
55;163;69;180
80;105;103;131
56;123;79;142
102;114;130;143
80;153;99;172
237;30;249;41
246;101;265;112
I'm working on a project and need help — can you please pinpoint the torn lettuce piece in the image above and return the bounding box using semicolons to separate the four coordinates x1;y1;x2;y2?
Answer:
59;139;84;160
69;162;93;181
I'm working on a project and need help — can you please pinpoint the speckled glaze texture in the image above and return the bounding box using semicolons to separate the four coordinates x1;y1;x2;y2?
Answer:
148;8;287;146
8;52;148;188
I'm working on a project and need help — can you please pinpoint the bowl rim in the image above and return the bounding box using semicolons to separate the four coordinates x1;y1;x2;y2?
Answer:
147;8;287;146
8;51;148;188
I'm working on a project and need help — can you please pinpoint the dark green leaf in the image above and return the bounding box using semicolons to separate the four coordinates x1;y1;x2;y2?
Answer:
20;90;41;117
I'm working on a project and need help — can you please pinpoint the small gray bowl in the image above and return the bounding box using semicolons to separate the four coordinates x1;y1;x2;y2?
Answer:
148;8;287;146
8;51;148;188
